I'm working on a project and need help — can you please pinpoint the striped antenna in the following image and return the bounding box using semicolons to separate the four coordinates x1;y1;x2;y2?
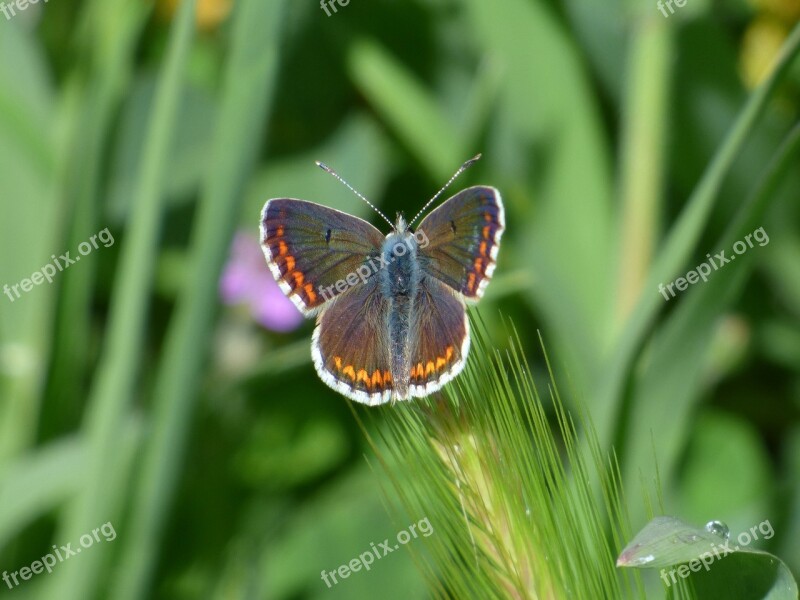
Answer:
408;154;482;226
315;161;394;229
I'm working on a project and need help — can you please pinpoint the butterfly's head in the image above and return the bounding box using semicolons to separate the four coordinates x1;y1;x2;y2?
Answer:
385;213;429;252
394;213;408;233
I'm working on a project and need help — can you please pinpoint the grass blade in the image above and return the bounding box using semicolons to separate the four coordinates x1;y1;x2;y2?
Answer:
111;1;288;598
43;2;198;598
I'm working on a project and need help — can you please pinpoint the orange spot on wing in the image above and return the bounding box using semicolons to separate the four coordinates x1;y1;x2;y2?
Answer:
342;365;356;380
278;241;288;256
474;257;484;272
446;346;454;360
436;357;446;370
371;370;383;387
276;226;284;237
304;283;317;303
412;363;424;379
482;225;491;239
479;241;487;256
334;356;342;369
292;271;304;287
285;255;295;271
357;369;370;387
425;361;435;376
466;272;476;291
383;371;392;384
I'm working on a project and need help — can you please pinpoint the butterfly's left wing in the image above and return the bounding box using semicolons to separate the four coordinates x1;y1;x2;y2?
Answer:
416;186;504;302
261;198;385;315
312;277;394;405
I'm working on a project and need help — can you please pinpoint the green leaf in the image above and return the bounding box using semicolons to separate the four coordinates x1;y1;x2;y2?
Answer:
618;516;798;599
45;1;199;598
464;0;614;398
618;516;732;569
596;22;800;450
110;1;289;598
107;76;217;221
0;437;85;550
0;21;59;462
619;124;800;515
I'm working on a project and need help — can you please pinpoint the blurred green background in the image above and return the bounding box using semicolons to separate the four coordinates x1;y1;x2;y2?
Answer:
0;0;799;598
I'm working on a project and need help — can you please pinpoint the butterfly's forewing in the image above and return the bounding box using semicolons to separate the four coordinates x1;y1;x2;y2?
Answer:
261;199;384;315
416;186;504;302
312;277;393;405
407;277;469;398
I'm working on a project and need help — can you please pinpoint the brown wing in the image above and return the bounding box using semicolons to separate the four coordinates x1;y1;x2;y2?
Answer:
261;199;385;316
416;186;504;302
406;277;470;398
312;278;394;405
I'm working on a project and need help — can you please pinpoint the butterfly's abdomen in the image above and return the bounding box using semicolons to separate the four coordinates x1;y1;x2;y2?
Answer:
381;233;419;398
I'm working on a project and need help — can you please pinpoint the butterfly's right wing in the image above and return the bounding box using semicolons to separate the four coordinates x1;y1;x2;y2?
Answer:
261;199;385;316
416;186;504;303
407;277;469;398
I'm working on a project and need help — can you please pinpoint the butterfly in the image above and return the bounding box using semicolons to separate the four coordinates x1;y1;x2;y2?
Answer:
260;155;504;405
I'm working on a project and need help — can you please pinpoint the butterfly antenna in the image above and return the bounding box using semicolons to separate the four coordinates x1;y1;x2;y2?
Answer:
315;161;394;229
408;153;482;226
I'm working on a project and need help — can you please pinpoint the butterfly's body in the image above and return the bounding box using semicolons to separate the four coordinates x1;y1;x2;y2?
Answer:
261;159;503;405
381;217;422;399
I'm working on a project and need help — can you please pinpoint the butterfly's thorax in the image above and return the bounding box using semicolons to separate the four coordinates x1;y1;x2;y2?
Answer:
381;222;420;397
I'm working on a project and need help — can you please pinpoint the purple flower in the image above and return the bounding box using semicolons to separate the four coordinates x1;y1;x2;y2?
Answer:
220;232;303;332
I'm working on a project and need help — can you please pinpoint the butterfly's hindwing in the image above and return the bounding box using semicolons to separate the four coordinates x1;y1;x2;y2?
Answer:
407;277;469;398
312;278;394;405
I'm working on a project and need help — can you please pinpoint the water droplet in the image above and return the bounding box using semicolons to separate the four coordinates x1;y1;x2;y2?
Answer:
704;520;730;540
